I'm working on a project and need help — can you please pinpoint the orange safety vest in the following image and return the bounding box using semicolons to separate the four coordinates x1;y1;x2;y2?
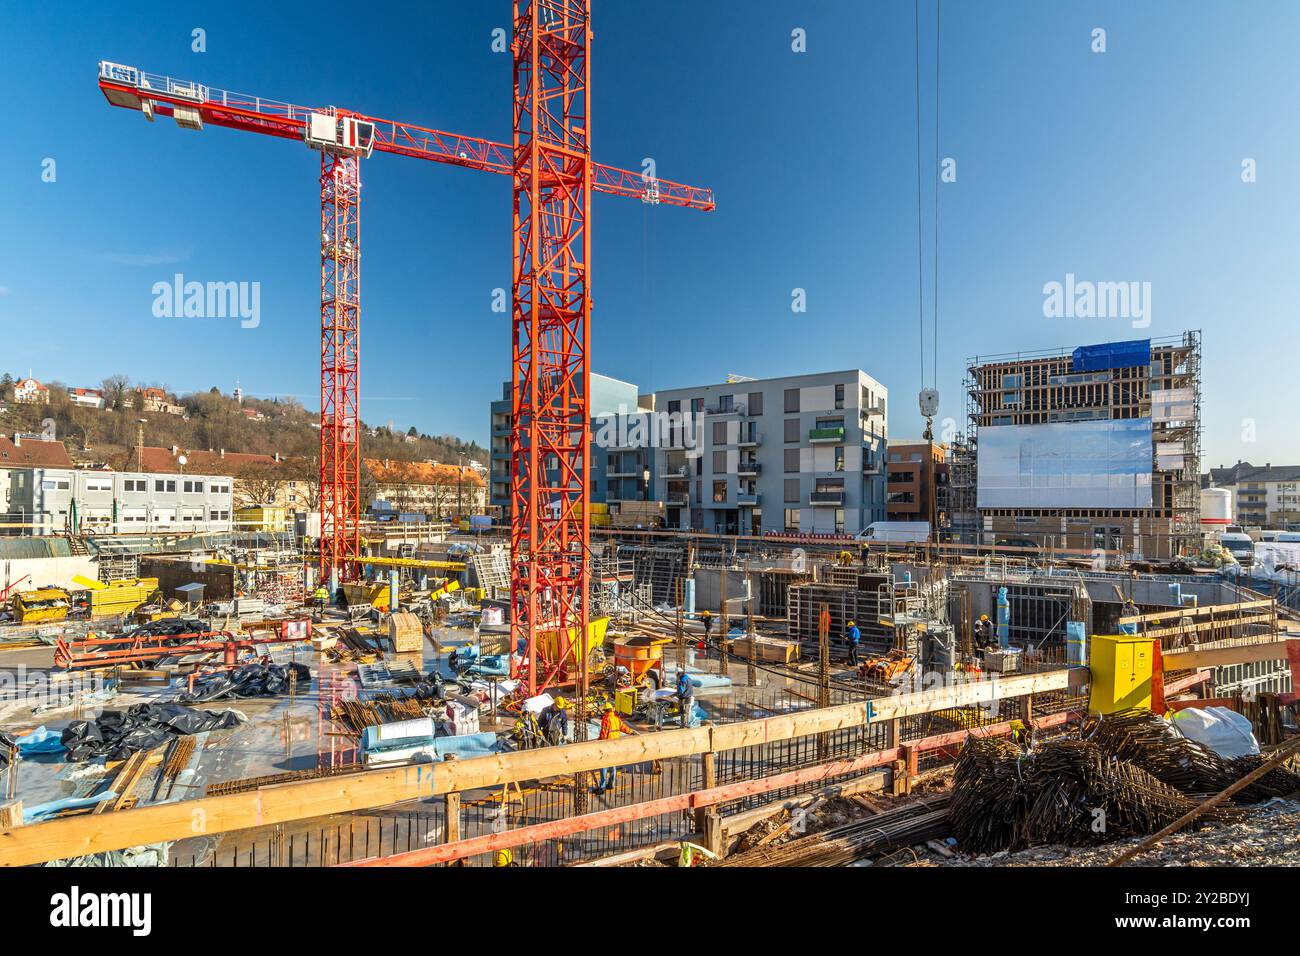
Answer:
600;711;628;740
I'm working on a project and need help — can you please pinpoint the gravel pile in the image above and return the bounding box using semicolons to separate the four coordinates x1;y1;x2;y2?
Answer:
940;799;1300;867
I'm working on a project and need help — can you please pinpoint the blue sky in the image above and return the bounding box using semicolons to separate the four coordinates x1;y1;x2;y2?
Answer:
0;0;1296;469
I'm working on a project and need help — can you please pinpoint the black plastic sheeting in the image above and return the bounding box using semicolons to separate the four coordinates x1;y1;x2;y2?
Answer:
0;731;15;768
130;618;210;637
61;704;244;762
173;662;312;704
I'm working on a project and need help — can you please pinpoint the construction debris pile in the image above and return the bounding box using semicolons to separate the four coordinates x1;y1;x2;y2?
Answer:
60;704;244;761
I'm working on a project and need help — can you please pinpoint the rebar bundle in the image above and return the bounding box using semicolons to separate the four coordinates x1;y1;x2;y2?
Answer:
949;736;1244;855
714;795;951;867
1082;709;1300;803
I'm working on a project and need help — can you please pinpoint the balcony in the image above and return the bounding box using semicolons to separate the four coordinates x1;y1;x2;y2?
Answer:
737;493;761;507
706;403;751;417
666;494;689;507
605;468;646;479
810;490;845;506
659;463;691;478
808;427;845;443
737;460;762;476
737;430;763;448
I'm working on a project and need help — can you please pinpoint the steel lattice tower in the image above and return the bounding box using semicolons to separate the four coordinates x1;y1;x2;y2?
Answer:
511;0;592;696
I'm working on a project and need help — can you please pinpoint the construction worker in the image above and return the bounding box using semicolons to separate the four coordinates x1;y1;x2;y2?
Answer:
698;609;713;659
1009;718;1030;749
539;696;570;745
493;848;517;867
513;710;541;750
313;585;329;614
674;669;696;729
594;702;633;794
845;620;862;667
975;614;994;648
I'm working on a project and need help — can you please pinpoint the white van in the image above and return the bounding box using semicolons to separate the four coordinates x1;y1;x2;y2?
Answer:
856;521;930;544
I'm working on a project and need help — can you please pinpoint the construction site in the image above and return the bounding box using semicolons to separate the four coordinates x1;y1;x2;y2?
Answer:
1;4;1297;920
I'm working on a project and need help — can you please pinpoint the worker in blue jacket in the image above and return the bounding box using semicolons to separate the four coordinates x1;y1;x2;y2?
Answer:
845;620;862;667
675;669;697;728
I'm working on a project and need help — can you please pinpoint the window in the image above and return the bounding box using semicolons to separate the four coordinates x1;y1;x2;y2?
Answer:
154;479;176;493
123;478;147;492
183;479;204;494
712;480;727;503
691;398;703;414
835;384;844;409
84;477;112;492
718;394;734;412
667;400;681;414
784;478;800;503
784;418;799;443
784;388;800;413
784;508;801;531
748;392;763;415
834;446;845;471
713;451;727;473
834;509;845;533
784;448;800;473
712;421;727;445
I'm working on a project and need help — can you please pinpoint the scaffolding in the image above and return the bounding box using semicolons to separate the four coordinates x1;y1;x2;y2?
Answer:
963;331;1203;559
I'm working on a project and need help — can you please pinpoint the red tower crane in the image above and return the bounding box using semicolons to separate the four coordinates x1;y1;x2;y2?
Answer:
97;1;712;697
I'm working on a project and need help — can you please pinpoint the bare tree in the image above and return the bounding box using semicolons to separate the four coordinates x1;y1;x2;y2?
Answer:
100;374;131;411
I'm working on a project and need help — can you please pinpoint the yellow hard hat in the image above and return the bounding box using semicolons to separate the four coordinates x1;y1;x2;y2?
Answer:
602;701;614;712
554;696;569;709
847;620;856;627
701;609;711;616
1009;719;1025;732
980;614;989;622
494;848;514;866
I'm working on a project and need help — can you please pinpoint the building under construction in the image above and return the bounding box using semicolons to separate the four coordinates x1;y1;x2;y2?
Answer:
965;332;1202;560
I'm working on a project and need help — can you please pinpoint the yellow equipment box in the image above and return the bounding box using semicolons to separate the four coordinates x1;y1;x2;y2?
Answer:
1088;633;1154;714
13;588;71;623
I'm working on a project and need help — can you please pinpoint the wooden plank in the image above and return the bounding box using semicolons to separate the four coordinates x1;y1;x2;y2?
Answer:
1162;638;1297;671
1120;599;1274;628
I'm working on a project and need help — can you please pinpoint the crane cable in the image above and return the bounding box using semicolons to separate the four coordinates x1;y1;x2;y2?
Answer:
914;0;942;392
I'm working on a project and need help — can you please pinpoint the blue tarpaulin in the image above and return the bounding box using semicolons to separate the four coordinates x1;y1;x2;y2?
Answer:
16;726;65;755
1072;339;1151;372
25;794;117;823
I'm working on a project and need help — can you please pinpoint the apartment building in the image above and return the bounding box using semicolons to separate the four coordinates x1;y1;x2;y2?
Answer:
885;440;948;531
647;370;888;535
1203;462;1300;529
966;333;1202;558
2;466;235;535
489;373;644;523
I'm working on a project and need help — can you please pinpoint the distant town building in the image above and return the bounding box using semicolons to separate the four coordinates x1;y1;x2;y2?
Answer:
1203;462;1300;530
68;387;105;410
13;377;48;405
365;459;487;517
885;440;948;531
